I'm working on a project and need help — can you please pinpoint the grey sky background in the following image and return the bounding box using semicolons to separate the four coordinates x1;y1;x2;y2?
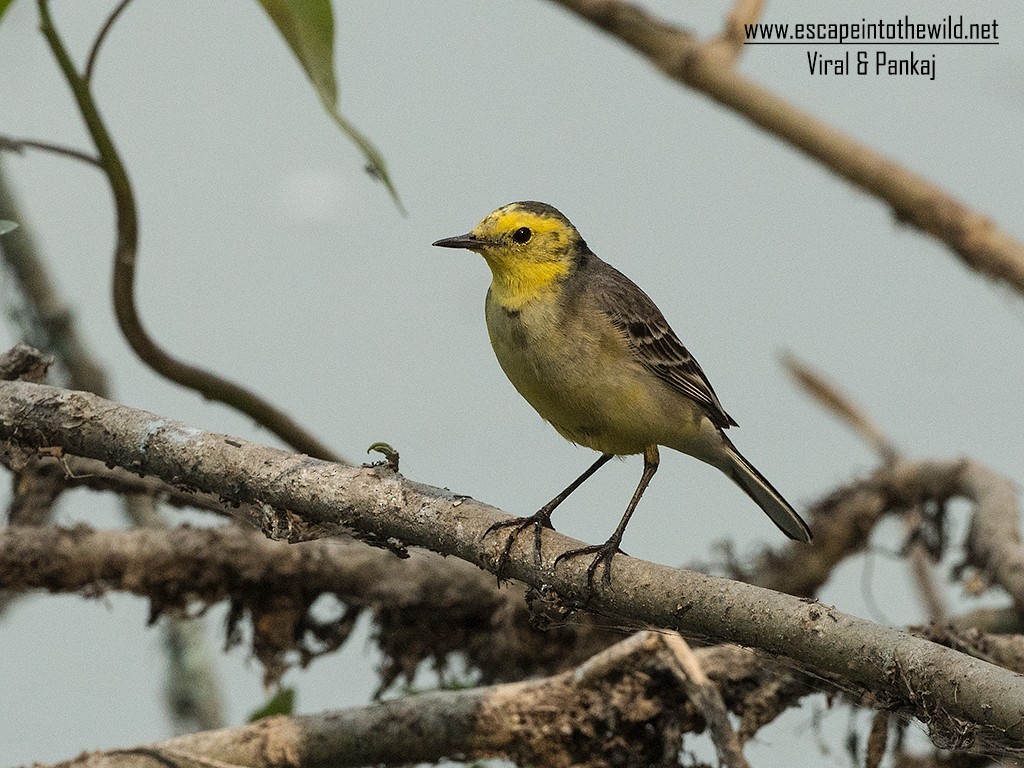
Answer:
1;0;1023;764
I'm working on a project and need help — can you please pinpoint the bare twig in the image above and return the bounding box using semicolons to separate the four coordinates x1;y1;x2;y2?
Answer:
866;711;890;768
904;505;948;624
546;0;1024;295
745;458;1022;618
711;0;765;62
83;0;135;82
36;0;343;463
782;352;898;464
662;632;750;768
783;354;949;620
0;135;102;169
0;380;1022;754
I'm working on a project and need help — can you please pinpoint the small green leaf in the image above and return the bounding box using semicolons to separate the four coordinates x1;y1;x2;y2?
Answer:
256;0;401;209
367;441;400;472
247;686;296;722
0;0;14;24
0;220;18;236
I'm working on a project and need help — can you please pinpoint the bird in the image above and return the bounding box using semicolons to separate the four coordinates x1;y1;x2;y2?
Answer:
433;201;811;586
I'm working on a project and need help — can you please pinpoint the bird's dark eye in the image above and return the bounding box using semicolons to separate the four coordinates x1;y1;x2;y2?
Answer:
511;226;532;244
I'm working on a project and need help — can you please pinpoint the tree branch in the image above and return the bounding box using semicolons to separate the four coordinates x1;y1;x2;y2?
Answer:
546;0;1024;295
0;379;1022;754
0;522;623;689
29;634;810;768
743;458;1022;614
782;354;948;621
710;0;765;62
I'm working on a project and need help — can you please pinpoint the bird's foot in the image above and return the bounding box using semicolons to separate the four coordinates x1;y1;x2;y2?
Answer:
553;537;627;591
482;506;555;580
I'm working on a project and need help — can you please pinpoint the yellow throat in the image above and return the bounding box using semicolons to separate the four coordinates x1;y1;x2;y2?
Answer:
440;202;582;311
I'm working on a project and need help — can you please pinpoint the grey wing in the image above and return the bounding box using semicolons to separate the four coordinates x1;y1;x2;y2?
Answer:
589;260;738;429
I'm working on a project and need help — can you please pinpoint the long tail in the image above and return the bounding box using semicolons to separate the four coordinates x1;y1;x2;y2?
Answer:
719;436;812;543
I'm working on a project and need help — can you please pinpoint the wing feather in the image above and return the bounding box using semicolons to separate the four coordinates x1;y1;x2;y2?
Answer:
585;257;738;429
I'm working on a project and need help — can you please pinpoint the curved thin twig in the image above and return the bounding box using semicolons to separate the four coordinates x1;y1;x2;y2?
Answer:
36;0;342;463
84;0;135;83
711;0;765;61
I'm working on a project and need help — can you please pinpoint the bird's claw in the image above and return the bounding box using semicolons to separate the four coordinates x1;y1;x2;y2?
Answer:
482;509;555;580
553;540;627;591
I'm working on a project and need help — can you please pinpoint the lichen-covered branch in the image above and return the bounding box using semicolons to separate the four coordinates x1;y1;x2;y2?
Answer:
0;380;1022;754
0;524;620;688
28;634;809;768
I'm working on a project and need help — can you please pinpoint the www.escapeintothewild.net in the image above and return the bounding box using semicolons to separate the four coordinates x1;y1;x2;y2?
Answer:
744;14;1001;82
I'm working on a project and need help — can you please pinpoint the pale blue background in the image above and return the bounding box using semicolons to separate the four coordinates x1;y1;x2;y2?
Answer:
1;0;1022;764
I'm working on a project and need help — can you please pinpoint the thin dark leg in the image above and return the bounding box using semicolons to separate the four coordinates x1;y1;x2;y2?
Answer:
554;446;660;590
483;453;614;579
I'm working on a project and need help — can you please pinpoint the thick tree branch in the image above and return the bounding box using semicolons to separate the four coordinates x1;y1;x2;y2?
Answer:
547;0;1024;295
0;380;1022;754
0;524;619;687
30;634;809;768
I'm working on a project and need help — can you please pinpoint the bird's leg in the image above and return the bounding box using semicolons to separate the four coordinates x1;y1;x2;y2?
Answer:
484;453;614;578
555;446;660;590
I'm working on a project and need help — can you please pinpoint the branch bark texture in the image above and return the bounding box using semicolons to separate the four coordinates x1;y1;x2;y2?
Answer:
28;635;805;768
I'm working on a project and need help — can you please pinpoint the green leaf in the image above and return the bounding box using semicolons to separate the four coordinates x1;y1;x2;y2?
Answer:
256;0;401;209
247;686;296;722
0;220;18;236
0;0;14;23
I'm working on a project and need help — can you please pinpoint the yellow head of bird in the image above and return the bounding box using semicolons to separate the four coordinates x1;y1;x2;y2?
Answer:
433;202;585;307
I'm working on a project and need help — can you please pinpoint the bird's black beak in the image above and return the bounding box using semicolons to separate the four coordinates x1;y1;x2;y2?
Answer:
432;233;485;250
